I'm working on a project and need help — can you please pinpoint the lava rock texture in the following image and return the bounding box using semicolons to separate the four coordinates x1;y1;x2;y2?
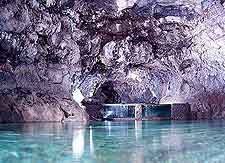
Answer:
1;0;225;121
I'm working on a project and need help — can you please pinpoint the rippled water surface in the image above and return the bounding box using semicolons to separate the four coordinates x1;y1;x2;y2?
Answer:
0;121;225;163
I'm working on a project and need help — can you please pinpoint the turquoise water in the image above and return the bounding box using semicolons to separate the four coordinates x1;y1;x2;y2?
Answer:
0;121;225;163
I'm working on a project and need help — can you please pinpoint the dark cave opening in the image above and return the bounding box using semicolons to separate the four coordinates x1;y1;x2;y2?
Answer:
95;81;121;104
82;81;121;120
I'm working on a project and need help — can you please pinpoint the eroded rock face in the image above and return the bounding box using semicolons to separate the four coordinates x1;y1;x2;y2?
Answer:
0;88;87;122
0;90;64;122
1;0;225;121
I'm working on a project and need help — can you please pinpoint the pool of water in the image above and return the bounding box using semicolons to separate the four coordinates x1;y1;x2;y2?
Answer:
0;121;225;163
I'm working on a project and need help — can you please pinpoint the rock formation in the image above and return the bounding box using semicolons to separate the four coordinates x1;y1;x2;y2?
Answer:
1;0;225;121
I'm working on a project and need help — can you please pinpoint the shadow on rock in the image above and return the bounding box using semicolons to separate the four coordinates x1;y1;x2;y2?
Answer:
190;91;225;120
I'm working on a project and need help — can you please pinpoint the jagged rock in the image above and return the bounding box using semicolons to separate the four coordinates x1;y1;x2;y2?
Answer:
0;90;63;122
0;88;88;122
59;98;88;122
1;0;225;121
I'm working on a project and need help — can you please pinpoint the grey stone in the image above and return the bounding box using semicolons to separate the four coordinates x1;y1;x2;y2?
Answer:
0;89;88;123
171;103;191;120
1;0;225;121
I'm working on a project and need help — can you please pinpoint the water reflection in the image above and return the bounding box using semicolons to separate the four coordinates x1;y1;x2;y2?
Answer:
105;121;112;136
1;121;225;162
89;126;94;156
0;123;65;135
72;127;85;160
135;120;142;140
134;121;144;163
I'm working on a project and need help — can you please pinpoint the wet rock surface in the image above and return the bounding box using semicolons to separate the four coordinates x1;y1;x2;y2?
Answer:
0;0;225;121
0;88;87;122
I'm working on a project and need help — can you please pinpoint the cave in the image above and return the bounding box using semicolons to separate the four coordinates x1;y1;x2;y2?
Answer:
95;81;121;104
0;0;224;124
1;0;225;162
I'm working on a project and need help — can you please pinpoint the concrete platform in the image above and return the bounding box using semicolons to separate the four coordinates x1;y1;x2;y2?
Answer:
102;103;191;121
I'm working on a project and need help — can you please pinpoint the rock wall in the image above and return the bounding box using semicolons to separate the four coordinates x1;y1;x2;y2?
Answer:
1;0;225;121
171;103;191;120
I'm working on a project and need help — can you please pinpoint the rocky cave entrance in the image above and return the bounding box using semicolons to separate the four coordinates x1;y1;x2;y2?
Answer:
92;81;173;120
84;81;191;121
83;81;121;120
95;81;121;104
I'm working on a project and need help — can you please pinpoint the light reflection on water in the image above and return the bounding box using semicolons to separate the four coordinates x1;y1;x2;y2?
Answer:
72;127;85;160
0;121;225;162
